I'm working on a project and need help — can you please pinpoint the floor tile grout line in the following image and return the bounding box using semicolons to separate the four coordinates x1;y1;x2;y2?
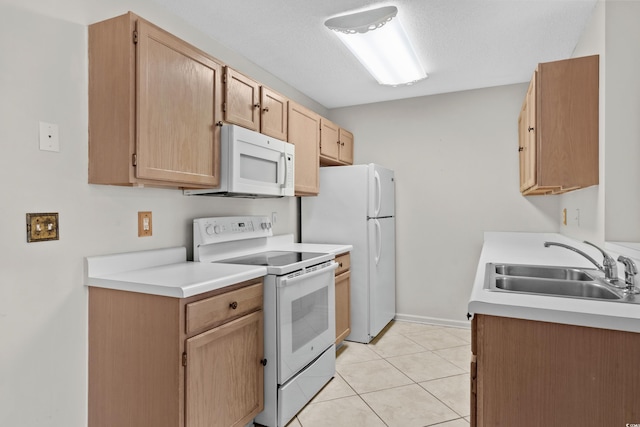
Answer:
416;375;471;419
354;393;390;427
288;322;472;427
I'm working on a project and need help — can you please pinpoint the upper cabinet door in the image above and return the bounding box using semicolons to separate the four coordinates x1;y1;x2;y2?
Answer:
338;128;354;165
519;73;536;192
518;55;599;195
320;118;340;161
135;19;222;186
224;67;260;131
260;87;288;141
288;101;320;196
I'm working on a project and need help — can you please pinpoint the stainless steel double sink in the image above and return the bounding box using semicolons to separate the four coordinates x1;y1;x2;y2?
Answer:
485;263;640;304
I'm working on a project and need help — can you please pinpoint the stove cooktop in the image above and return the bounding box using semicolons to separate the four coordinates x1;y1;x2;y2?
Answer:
219;251;327;267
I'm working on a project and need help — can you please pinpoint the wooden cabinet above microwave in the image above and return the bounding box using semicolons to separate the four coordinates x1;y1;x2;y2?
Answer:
88;12;223;188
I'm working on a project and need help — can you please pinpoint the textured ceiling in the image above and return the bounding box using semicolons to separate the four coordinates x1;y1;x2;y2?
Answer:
160;1;593;108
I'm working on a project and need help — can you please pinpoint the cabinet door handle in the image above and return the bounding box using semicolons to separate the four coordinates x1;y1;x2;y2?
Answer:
260;358;268;366
528;126;534;132
253;103;260;109
339;262;343;267
229;301;238;310
215;121;223;127
518;146;524;152
262;106;269;112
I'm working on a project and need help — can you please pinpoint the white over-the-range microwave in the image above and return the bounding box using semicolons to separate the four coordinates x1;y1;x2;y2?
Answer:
184;124;295;198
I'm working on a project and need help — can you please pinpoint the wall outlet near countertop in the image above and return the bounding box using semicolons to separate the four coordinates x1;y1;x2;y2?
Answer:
138;211;152;237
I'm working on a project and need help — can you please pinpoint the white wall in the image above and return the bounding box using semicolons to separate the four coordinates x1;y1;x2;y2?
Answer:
603;0;640;242
560;0;640;244
329;85;560;326
0;2;311;426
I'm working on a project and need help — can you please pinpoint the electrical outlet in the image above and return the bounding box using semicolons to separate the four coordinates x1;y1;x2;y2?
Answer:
562;208;567;226
26;212;59;242
138;211;152;237
272;211;278;224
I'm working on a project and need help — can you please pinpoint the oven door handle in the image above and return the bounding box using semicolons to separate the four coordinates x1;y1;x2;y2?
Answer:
277;262;338;287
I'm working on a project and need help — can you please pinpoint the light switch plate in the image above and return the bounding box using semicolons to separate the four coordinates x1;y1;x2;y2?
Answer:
26;212;59;242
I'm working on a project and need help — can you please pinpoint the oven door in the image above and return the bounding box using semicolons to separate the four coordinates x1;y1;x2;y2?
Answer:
276;262;337;384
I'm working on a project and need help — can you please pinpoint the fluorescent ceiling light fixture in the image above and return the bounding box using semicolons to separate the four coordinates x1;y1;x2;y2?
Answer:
325;6;427;86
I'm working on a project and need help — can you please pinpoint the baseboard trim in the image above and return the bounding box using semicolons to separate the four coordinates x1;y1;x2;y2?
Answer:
394;313;471;329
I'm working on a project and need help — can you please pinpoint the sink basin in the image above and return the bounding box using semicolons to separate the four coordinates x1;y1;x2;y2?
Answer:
483;262;639;303
494;276;620;300
494;264;595;281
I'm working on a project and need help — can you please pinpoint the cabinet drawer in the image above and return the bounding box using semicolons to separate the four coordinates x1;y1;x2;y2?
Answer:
186;282;263;335
335;253;350;276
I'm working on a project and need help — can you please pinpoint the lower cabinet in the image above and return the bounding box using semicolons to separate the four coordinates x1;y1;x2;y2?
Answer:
471;314;640;426
88;279;264;427
334;252;351;345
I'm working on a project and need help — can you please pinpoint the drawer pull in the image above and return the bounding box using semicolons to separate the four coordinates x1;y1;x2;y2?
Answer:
229;301;238;310
339;262;343;267
260;358;268;366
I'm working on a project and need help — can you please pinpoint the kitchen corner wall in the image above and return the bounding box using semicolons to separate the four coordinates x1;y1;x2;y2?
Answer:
0;2;317;426
328;84;560;327
560;0;640;244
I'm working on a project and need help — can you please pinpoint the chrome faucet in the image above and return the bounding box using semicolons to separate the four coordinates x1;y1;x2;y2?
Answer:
583;241;618;283
543;241;618;282
617;255;639;294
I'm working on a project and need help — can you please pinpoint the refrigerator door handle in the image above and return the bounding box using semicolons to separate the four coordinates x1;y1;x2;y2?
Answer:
374;170;382;217
374;219;382;265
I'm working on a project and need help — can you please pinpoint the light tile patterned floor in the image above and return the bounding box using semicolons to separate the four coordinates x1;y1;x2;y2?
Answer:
284;320;471;427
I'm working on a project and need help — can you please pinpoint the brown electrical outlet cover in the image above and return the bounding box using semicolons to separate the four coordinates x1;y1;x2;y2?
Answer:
138;211;152;237
26;213;59;242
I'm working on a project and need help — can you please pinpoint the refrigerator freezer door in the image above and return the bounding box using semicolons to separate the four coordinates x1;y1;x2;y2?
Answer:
368;217;396;338
368;164;395;218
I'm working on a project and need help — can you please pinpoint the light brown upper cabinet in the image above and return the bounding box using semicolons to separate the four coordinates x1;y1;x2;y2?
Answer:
320;118;354;166
224;67;288;141
288;101;320;196
338;128;354;165
518;55;599;195
88;12;223;188
518;74;536;192
260;86;288;141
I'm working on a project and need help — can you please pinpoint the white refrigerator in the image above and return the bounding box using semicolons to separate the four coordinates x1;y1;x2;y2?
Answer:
302;163;396;343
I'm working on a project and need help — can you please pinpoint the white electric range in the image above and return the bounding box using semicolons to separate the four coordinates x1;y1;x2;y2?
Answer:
193;216;338;427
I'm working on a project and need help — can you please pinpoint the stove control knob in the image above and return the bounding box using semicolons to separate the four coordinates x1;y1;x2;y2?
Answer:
205;224;221;235
261;222;267;230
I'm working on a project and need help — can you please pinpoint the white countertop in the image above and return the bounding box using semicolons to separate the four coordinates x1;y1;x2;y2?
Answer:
85;237;352;298
468;232;640;333
266;235;352;256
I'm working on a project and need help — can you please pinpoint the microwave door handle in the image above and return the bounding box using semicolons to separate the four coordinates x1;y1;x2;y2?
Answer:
278;152;286;187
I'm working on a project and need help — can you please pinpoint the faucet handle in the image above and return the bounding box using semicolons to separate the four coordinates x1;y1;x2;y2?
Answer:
583;241;614;261
584;241;618;280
